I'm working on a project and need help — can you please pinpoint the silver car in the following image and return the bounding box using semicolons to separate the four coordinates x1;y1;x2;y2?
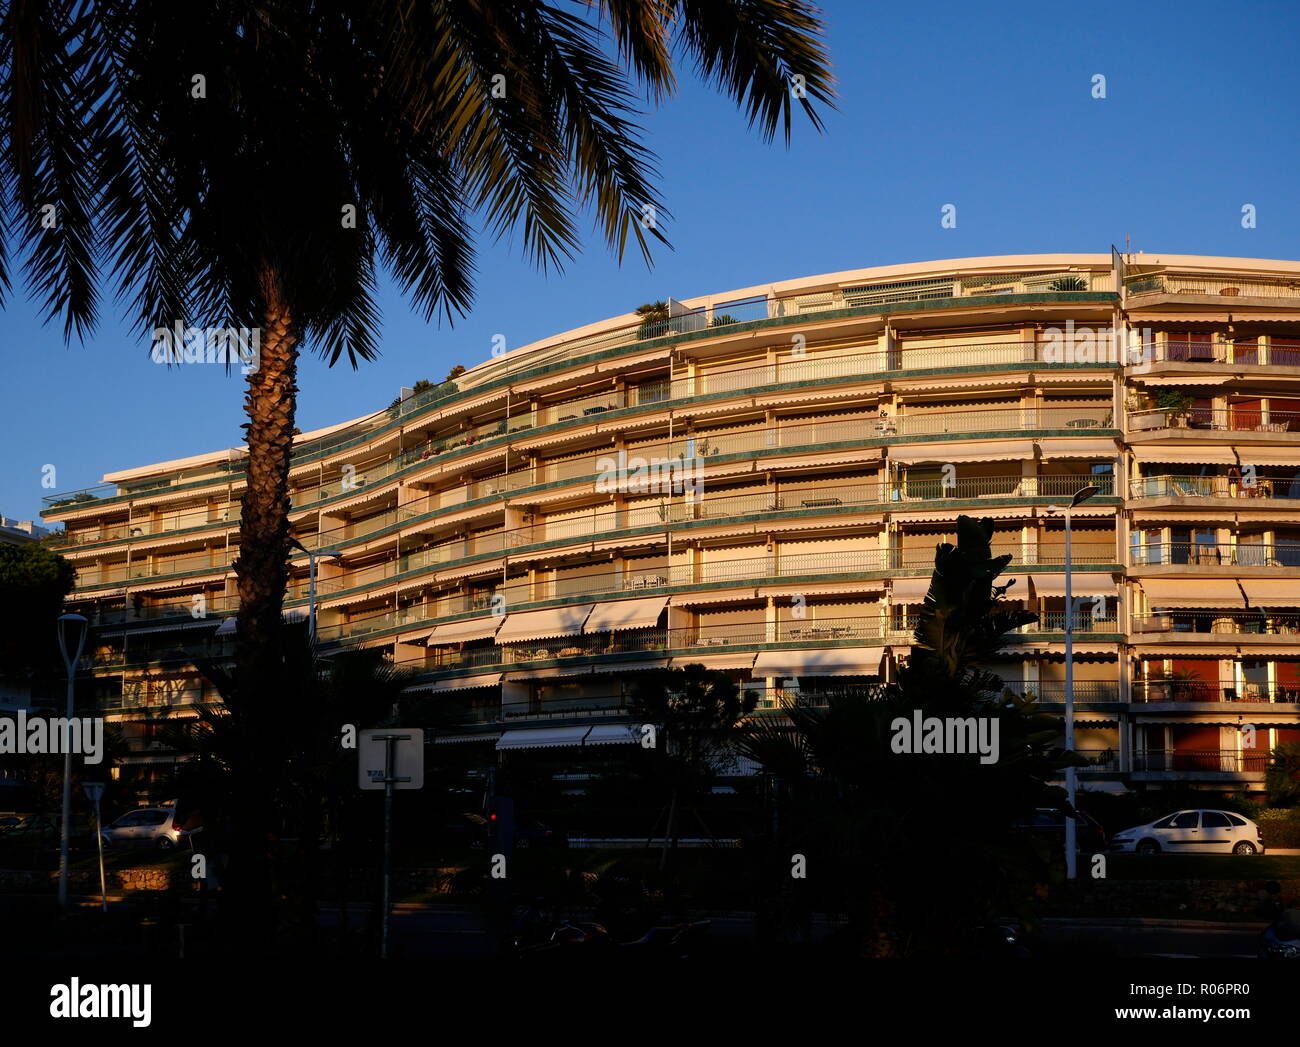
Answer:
1110;809;1264;855
100;807;182;850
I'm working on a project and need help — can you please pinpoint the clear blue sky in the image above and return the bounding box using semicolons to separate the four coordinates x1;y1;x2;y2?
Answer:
2;0;1297;523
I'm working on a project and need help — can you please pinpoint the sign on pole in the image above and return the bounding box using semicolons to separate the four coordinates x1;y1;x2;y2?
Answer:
357;729;424;790
82;782;108;913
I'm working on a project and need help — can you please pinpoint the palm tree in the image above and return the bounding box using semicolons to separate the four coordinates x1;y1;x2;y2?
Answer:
158;625;416;949
1;2;832;928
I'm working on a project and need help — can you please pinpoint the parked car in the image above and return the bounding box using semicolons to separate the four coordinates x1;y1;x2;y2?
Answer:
1259;909;1300;959
1012;808;1107;854
1109;809;1264;855
0;814;59;842
100;807;182;850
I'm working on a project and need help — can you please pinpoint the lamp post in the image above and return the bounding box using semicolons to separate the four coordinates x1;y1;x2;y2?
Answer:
56;613;89;909
289;538;342;645
1047;484;1099;880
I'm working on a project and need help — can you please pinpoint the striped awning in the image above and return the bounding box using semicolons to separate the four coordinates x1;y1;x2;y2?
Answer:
1131;445;1238;465
889;577;933;601
502;665;594;681
1131;375;1230;386
670;652;757;670
590;658;668;674
494;605;595;644
495;724;639;750
1239;578;1300;608
1140;577;1244;609
752;647;884;676
887;440;1028;465
426;616;504;644
433;731;502;745
1236;448;1300;467
406;672;503;693
1036;438;1116;459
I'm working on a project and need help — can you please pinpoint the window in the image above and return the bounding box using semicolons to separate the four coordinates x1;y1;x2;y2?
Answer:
1201;811;1231;828
1171;811;1200;829
1153;814;1178;829
1225;813;1247;827
634;380;670;406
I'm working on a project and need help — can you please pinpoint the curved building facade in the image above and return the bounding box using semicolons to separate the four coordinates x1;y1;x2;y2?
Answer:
43;253;1300;796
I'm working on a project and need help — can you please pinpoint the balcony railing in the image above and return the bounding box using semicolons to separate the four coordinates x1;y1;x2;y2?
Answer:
1132;542;1300;568
1131;613;1300;636
1143;339;1300;368
1028;613;1120;633
1130;407;1300;434
44;322;1121;516
1128;274;1300;300
1133;680;1300;703
1130;474;1300;501
315;545;1119;641
294;473;1111;561
1074;748;1121;772
1006;682;1119;702
1133;750;1268;773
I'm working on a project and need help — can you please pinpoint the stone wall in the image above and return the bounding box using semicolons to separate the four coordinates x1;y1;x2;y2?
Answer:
0;865;180;892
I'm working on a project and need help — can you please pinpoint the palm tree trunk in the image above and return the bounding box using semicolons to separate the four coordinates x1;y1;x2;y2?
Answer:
227;262;301;943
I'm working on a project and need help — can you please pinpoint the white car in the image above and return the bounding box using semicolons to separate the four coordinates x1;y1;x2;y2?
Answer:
1110;809;1265;855
100;807;182;850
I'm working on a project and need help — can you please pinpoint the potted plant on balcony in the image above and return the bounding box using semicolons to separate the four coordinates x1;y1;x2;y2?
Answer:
1153;388;1196;428
635;300;671;340
1047;275;1088;292
1126;393;1166;432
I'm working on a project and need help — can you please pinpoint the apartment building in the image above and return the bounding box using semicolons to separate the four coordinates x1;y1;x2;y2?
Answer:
40;253;1300;798
0;516;50;544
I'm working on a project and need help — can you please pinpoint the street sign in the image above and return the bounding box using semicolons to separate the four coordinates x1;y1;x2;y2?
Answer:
82;782;104;805
357;728;424;791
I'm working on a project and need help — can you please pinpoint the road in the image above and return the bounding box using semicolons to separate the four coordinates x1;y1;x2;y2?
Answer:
316;904;1267;959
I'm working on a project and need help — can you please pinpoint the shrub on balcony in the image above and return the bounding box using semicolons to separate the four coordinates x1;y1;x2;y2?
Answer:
1048;276;1087;291
1152;389;1195;425
635;300;671;340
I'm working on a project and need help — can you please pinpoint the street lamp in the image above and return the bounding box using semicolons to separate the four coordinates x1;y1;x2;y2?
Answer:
1046;484;1099;880
289;538;342;644
55;613;89;909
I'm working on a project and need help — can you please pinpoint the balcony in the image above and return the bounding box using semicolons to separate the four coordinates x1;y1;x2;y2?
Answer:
1127;273;1300;301
1132;750;1268;778
1074;748;1121;773
1006;682;1120;703
1131;613;1300;639
1133;679;1300;705
1131;542;1300;569
1140;339;1300;369
1026;613;1120;634
896;473;1114;502
1129;406;1300;436
1130;474;1300;503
